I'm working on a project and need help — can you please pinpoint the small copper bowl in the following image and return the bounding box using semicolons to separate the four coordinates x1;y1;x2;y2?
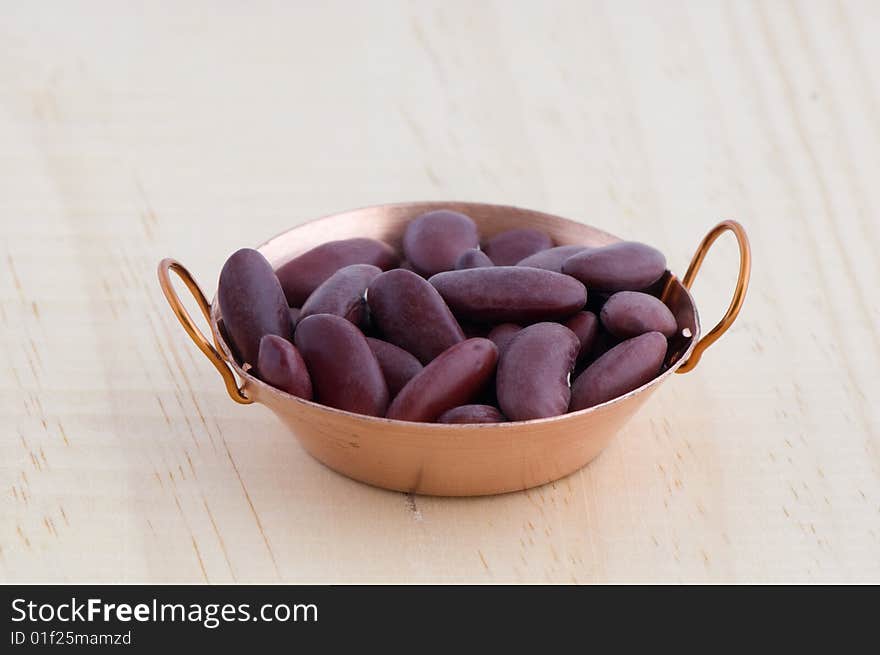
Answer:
158;202;750;496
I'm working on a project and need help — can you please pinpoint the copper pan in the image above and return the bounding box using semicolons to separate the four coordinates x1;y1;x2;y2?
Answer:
158;202;750;496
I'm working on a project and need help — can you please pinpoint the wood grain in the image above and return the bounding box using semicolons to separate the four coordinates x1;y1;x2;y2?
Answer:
1;0;877;583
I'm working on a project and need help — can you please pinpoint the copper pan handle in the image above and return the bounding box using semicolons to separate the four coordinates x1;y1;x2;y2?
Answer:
157;258;253;404
675;220;751;374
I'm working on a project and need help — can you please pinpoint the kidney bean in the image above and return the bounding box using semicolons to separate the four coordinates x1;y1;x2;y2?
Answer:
563;311;599;362
276;238;398;306
256;335;313;400
484;228;553;266
455;249;494;270
437;404;506;424
366;337;423;398
569;331;667;410
299;264;381;327
218;248;293;366
294;314;388;416
600;291;677;339
487;323;522;356
496;322;580;421
429;267;587;323
516;244;588;272
402;210;479;277
386;338;498;422
562;241;666;292
367;268;465;364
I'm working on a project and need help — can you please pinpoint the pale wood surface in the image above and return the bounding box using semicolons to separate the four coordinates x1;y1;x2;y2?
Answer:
2;0;878;583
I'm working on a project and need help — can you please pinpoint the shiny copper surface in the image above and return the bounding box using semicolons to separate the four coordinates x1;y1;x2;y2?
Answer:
159;202;750;496
675;220;751;373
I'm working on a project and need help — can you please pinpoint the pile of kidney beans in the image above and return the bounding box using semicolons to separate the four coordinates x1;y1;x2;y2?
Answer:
217;209;679;423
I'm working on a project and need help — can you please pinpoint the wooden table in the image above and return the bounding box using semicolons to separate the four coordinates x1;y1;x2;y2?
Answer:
2;1;878;583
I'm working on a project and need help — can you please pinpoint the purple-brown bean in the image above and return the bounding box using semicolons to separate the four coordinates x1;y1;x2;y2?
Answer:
516;245;588;272
600;291;677;339
276;238;398;306
299;264;381;327
496;322;580;421
256;335;313;400
386;338;498;422
402;210;479;277
429;267;587;323
367;269;465;364
563;311;600;363
562;241;666;292
484;228;553;266
218;248;293;366
569;331;667;411
437;404;506;424
366;337;423;398
294;314;389;416
487;323;522;356
455;249;494;270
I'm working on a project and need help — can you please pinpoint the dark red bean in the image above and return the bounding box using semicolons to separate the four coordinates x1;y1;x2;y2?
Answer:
517;245;588;272
455;249;494;270
276;238;398;306
562;241;666;292
437;404;506;424
487;323;522;356
402;210;479;277
600;291;677;339
294;314;388;416
367;269;465;364
256;335;313;400
299;264;381;327
429;267;587;323
386;338;498;422
569;331;667;411
366;337;423;398
218;248;293;366
484;228;553;266
496;322;579;421
563;311;599;362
